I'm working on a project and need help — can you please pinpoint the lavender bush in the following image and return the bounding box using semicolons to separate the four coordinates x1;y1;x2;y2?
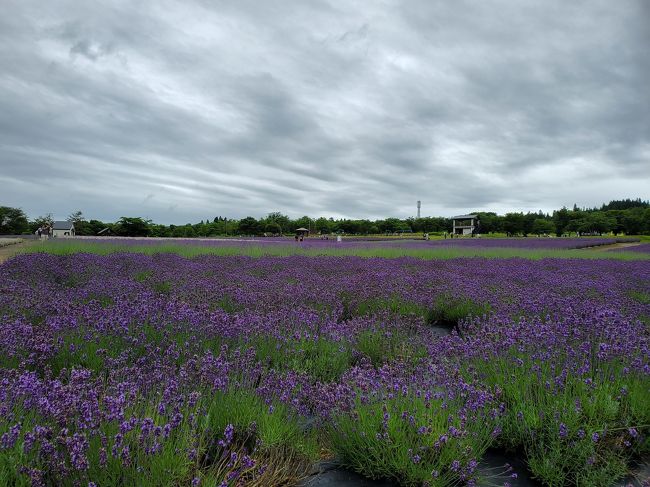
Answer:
0;252;648;486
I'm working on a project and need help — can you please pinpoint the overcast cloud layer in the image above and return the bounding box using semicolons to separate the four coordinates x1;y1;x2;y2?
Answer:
1;0;648;223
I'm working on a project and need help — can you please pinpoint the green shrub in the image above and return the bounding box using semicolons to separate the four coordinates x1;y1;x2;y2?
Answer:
426;295;490;326
328;392;497;486
355;329;427;367
252;336;353;382
475;353;650;486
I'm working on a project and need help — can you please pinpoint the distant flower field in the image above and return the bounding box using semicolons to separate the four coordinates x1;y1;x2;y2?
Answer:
23;236;649;261
0;252;648;486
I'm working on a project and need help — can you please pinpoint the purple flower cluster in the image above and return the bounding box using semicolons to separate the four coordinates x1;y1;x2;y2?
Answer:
0;252;648;485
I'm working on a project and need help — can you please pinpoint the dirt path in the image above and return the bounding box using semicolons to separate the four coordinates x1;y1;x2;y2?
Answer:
583;241;643;252
0;239;35;265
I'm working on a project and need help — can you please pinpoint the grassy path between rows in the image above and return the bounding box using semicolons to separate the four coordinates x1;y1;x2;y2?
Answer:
0;239;36;264
14;240;650;260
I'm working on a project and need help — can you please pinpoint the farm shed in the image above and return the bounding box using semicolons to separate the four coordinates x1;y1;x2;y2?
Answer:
52;221;75;237
452;215;478;236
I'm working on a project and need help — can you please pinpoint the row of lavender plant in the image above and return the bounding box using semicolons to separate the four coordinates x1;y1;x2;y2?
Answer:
610;243;650;254
68;236;638;250
0;253;648;486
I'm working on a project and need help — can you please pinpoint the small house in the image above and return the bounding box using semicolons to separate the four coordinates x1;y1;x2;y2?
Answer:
52;221;75;237
452;215;478;236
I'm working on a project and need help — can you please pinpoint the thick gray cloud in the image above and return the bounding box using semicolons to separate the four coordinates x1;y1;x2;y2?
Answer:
0;0;648;223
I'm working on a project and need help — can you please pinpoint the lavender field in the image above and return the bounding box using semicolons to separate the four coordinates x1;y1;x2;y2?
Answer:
22;237;650;262
0;250;649;486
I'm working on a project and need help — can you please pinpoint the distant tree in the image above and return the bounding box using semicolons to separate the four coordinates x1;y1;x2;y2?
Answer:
293;216;312;233
86;219;109;236
601;198;649;211
337;219;362;234
553;207;571;236
237;217;261;236
531;219;555;236
377;218;402;233
502;213;525;236
149;224;170;238
584;213;615;235
621;208;646;235
33;213;54;228
0;206;29;234
314;217;332;234
264;212;290;233
67;210;85;223
643;208;650;235
522;213;539;236
264;222;282;235
116;217;151;237
475;212;501;234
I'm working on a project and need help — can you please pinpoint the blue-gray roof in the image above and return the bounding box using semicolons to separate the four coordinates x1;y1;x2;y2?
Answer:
53;221;74;230
452;215;477;219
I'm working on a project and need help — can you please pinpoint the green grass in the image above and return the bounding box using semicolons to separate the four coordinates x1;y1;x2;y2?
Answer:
328;391;498;486
15;240;650;260
0;387;318;487
471;352;650;486
251;336;353;382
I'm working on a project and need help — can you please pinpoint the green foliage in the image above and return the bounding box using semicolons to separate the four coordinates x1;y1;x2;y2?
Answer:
474;353;650;486
629;290;650;305
152;280;172;295
116;217;152;237
237;216;261;236
0;387;315;486
134;270;153;282
46;333;127;377
202;390;314;454
355;329;427;367
0;206;29;234
16;196;650;238
531;218;555;236
251;336;353;382
264;222;282;235
426;296;490;326
329;393;497;486
214;295;242;314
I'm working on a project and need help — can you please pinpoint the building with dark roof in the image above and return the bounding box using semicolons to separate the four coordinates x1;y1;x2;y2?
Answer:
52;221;75;237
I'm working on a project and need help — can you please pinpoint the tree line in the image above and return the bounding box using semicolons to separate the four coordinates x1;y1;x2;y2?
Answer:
1;199;649;238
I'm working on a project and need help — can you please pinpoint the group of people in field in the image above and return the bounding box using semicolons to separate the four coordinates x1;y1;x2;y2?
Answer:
36;225;52;240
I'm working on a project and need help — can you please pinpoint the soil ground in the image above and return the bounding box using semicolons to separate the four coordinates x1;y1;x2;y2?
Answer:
580;241;643;251
0;239;34;264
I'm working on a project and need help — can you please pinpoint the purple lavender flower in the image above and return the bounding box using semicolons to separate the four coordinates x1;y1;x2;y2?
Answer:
0;423;21;450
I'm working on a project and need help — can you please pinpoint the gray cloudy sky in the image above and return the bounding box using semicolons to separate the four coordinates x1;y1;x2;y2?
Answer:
1;0;648;223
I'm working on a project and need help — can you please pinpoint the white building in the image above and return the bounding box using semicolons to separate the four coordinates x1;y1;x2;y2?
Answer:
452;215;478;236
52;221;75;237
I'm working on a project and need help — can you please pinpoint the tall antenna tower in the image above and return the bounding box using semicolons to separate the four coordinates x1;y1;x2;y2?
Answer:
417;200;421;218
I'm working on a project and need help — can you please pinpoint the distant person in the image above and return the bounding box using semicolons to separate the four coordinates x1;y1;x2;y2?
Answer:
295;235;299;242
37;227;42;239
